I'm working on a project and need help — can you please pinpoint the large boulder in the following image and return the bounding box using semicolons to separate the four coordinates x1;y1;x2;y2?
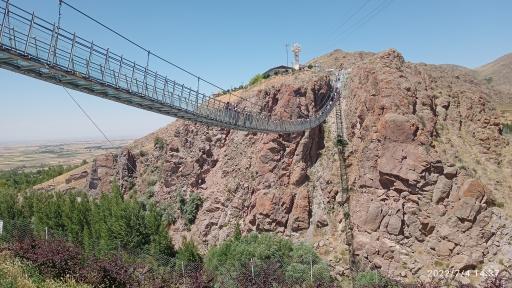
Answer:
248;189;294;232
365;202;387;231
377;143;429;187
377;113;419;143
289;189;311;232
453;198;481;222
459;179;488;203
386;214;403;235
432;176;452;204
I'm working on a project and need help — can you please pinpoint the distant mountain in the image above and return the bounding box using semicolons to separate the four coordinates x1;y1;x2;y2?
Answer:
476;53;512;101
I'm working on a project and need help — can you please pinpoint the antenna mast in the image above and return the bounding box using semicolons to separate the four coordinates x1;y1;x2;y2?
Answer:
292;43;301;70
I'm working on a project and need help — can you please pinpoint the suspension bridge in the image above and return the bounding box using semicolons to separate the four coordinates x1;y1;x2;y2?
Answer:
0;0;345;133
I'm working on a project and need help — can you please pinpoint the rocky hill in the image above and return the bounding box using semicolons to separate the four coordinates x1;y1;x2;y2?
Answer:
476;53;512;98
38;49;512;285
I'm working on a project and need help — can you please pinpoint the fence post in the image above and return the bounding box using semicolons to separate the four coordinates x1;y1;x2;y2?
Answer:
45;227;48;240
0;220;3;236
310;254;313;283
251;258;255;281
181;261;185;279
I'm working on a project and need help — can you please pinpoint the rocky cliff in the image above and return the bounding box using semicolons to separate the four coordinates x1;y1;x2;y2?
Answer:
40;49;512;285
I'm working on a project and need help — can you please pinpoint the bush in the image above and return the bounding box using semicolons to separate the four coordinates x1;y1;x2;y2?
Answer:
11;238;84;279
206;233;334;287
82;256;138;288
0;251;90;288
336;137;349;147
154;137;166;151
503;123;512;135
176;238;202;266
248;74;264;86
354;271;399;288
178;192;203;225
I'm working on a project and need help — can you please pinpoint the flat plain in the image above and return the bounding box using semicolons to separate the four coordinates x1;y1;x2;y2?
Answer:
0;139;132;170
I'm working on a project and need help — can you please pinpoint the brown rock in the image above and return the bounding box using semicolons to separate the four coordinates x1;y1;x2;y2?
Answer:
459;179;487;203
450;252;483;271
248;189;294;232
377;143;429;185
290;162;308;187
432;176;452;204
450;254;473;271
435;240;455;257
386;214;403;235
453;198;481;222
444;166;458;179
289;189;311;232
365;202;387;231
65;171;88;184
377;113;418;143
316;216;328;228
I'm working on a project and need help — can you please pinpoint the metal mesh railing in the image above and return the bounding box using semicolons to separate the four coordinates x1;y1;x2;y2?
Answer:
0;0;346;133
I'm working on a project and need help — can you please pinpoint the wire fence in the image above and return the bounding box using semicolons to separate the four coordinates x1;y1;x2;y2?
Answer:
0;219;341;288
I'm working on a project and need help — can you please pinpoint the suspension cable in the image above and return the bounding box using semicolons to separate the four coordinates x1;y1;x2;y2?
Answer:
58;0;270;114
62;86;138;174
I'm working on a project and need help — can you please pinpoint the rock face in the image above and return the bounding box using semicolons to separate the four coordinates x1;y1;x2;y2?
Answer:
52;49;512;285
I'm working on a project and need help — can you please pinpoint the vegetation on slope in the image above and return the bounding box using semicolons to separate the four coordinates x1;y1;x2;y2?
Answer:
0;251;90;288
0;185;174;258
0;165;80;191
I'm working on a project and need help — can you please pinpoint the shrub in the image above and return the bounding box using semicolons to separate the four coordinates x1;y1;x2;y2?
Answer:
503;123;512;135
481;269;512;288
1;187;174;259
0;251;90;288
178;192;203;225
354;271;399;288
0;164;79;191
138;150;147;157
206;233;333;287
82;256;138;288
176;238;202;266
11;238;84;279
248;74;264;86
336;136;349;147
154;137;166;151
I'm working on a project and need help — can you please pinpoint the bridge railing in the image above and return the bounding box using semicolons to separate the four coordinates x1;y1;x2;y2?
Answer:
0;1;345;133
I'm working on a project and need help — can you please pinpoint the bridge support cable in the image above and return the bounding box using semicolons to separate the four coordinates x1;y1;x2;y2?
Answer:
62;86;137;175
57;0;263;112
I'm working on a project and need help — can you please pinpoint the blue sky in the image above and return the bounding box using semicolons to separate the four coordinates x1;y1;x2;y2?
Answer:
1;0;511;143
